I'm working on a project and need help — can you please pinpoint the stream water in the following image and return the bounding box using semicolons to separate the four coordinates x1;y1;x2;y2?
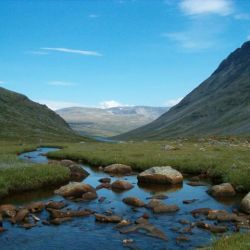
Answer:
0;147;243;250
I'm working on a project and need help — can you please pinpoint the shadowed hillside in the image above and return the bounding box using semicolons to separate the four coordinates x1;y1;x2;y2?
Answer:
115;41;250;140
0;87;81;142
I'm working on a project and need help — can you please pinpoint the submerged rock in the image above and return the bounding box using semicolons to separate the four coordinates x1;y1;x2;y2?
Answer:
146;199;179;213
47;208;92;219
183;199;198;204
119;217;167;241
50;217;72;225
208;183;236;197
187;181;208;187
95;213;122;223
241;192;250;214
195;221;228;233
111;180;134;191
207;210;238;221
104;164;132;175
137;166;183;185
191;208;212;217
98;177;111;183
122;197;145;207
54;182;96;198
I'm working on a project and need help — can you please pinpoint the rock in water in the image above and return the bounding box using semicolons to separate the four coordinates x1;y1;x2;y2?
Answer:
54;182;96;198
208;183;236;197
104;164;132;175
241;192;250;214
137;166;183;185
122;197;145;207
111;180;134;191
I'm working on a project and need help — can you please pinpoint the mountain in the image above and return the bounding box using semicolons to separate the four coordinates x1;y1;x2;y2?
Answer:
56;106;168;137
0;87;81;142
114;41;250;140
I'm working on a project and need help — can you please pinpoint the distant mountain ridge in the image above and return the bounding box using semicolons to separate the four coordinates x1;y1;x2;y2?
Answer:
0;87;80;142
114;41;250;140
57;106;168;137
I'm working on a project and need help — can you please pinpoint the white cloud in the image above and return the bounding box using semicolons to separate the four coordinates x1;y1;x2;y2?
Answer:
37;100;84;110
164;97;183;107
89;14;99;18
40;47;102;56
163;30;215;50
99;100;124;109
47;81;76;87
179;0;233;16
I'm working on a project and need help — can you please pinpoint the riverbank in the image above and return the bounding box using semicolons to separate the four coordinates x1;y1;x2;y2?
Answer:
47;138;250;191
0;142;71;199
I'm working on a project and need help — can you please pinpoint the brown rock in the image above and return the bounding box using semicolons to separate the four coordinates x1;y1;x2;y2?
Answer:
187;181;208;186
153;204;179;213
50;217;72;225
208;183;236;197
196;221;227;233
138;166;183;185
46;201;66;210
98;177;111;183
96;183;111;190
14;208;29;224
123;197;145;207
95;213;122;223
111;180;133;191
183;199;198;204
47;208;92;218
176;235;190;242
104;164;132;175
191;208;212;217
82;191;97;201
26;202;45;213
240;192;250;214
54;182;96;198
0;204;17;218
207;210;238;221
119;218;167;241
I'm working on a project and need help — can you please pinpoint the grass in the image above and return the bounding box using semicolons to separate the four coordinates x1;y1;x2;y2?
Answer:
207;233;250;250
47;138;250;191
0;141;71;199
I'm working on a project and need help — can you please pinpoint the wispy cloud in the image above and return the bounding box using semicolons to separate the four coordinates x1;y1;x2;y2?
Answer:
40;47;102;56
163;32;214;50
88;14;99;18
247;35;250;41
26;51;49;55
164;97;183;107
0;80;5;84
179;0;233;16
47;81;76;87
37;100;84;110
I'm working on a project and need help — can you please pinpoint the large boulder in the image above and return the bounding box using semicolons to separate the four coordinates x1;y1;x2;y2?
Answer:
60;160;89;180
54;182;96;198
241;192;250;214
104;164;132;175
0;204;17;218
138;166;183;185
111;180;134;191
208;183;236;197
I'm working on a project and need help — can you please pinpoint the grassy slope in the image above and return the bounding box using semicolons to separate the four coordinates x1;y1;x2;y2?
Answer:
0;87;82;142
48;138;250;191
0;142;71;199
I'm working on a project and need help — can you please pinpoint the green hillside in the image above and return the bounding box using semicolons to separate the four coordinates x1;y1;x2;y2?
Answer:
115;41;250;140
0;87;81;142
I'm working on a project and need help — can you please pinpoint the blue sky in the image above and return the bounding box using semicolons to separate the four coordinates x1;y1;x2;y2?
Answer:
0;0;250;110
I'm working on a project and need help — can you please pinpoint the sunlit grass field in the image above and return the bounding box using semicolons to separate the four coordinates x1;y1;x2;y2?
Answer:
47;138;250;191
